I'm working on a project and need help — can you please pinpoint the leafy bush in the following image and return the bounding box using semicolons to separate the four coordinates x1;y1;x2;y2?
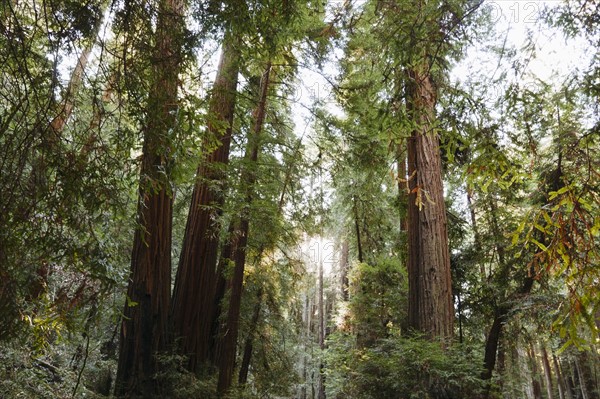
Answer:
326;331;485;399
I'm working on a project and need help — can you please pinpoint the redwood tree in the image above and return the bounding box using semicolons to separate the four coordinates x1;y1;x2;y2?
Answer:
405;64;454;339
170;28;241;373
114;0;184;396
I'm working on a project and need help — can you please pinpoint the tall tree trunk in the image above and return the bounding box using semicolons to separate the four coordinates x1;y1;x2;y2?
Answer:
541;343;555;399
405;65;453;339
481;274;535;398
554;354;568;399
300;292;310;399
317;252;326;399
216;62;271;395
529;342;543;399
480;195;536;399
170;30;240;373
23;2;108;302
481;143;560;395
115;0;184;396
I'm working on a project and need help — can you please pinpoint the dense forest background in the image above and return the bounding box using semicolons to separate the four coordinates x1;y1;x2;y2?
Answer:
1;0;599;398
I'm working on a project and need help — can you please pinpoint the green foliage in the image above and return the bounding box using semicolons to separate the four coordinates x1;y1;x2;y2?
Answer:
236;257;303;397
0;292;120;398
0;0;137;343
349;258;407;344
326;331;485;399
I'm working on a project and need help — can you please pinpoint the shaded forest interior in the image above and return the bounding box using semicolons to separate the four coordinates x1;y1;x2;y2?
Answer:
1;0;600;398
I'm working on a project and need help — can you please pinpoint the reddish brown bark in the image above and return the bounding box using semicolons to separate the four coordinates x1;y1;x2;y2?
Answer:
216;62;271;395
406;66;454;340
170;31;241;373
115;0;184;396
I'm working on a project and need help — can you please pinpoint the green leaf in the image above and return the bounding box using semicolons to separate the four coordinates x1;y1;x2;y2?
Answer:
530;238;548;252
556;339;572;355
534;223;546;234
126;295;139;307
542;211;554;227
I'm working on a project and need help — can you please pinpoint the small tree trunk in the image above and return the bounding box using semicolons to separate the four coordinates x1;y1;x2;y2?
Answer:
466;189;485;278
238;289;263;385
339;240;349;302
209;221;237;363
481;310;506;382
497;338;506;390
299;292;309;399
352;198;363;263
575;358;589;399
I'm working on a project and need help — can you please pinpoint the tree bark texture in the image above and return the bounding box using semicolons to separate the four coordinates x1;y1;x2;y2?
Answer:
115;0;184;396
406;66;453;340
170;31;240;373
